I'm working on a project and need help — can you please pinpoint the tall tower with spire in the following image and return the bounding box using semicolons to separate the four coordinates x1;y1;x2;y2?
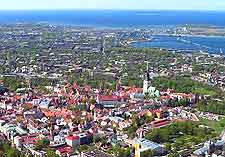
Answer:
143;62;150;94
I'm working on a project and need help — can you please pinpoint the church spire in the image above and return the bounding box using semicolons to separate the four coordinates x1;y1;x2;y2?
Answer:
144;61;150;81
143;61;150;94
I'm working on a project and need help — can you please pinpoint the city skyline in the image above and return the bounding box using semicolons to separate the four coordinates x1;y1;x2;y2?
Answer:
1;0;225;11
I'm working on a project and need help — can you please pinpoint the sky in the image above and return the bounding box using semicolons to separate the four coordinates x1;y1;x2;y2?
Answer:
0;0;225;11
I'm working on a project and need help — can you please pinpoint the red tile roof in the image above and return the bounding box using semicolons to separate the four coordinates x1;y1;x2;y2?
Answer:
56;146;74;154
66;135;79;140
21;135;38;145
98;95;121;101
126;87;143;94
43;109;72;117
152;120;171;128
151;119;172;128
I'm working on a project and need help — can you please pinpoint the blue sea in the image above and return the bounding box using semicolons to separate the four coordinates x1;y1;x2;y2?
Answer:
0;10;225;27
131;35;225;54
1;10;225;54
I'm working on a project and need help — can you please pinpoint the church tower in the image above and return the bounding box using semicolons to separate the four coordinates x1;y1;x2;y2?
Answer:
143;62;150;94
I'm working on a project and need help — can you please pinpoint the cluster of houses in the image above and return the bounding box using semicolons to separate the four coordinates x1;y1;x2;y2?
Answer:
0;25;224;156
0;71;221;157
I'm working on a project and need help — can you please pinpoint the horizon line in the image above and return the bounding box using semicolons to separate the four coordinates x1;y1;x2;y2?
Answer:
0;8;225;12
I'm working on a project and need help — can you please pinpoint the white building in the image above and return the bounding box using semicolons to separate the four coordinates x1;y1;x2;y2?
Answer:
132;138;166;156
65;135;80;148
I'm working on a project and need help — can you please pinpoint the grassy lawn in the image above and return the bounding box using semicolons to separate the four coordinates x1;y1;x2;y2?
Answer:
199;118;225;135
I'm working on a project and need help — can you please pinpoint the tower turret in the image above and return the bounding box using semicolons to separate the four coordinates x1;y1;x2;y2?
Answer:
143;61;150;94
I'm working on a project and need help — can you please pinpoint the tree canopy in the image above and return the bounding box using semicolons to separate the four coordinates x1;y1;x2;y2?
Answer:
152;76;220;97
197;100;225;115
145;121;214;151
35;138;50;150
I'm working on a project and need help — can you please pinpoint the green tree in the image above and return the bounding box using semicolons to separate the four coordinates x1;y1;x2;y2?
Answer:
168;153;180;157
35;138;50;150
141;149;153;157
125;124;138;139
0;141;21;157
1;76;25;91
46;148;59;157
93;135;101;143
164;143;172;152
118;147;132;157
152;76;220;97
79;145;89;152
